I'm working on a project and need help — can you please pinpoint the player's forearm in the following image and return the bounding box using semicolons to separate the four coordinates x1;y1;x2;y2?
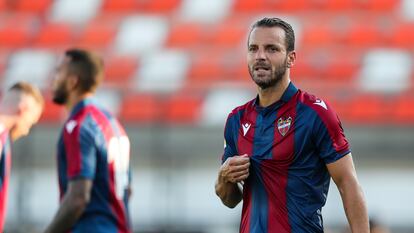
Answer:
215;178;243;208
338;180;369;233
44;196;87;233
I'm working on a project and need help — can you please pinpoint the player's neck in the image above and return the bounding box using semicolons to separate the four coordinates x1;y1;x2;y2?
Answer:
257;77;290;107
65;92;95;112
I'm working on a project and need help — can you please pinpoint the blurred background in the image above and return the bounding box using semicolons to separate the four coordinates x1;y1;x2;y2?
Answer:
1;0;414;232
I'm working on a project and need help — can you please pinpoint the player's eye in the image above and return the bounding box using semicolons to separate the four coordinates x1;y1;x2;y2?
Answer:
248;46;257;52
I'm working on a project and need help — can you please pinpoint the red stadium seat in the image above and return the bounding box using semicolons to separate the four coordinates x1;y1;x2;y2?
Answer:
344;23;385;48
0;15;34;48
233;0;266;12
120;94;162;123
390;23;414;49
77;22;117;50
102;0;139;13
393;95;414;124
33;23;74;48
164;93;202;124
15;0;52;14
301;24;334;48
104;56;138;84
320;0;354;11
347;95;386;124
354;0;398;12
323;51;360;81
210;21;247;48
276;0;310;11
145;0;181;13
165;23;204;48
187;51;225;85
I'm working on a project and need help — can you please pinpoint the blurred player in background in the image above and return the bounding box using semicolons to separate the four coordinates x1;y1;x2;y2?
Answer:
0;82;44;232
44;49;132;233
215;17;369;233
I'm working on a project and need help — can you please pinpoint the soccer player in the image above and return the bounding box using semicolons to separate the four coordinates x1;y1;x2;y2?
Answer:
215;17;369;233
44;49;132;233
0;82;44;232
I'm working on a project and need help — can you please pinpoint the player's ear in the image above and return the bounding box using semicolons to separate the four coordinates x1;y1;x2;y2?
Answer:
287;51;296;68
67;75;80;90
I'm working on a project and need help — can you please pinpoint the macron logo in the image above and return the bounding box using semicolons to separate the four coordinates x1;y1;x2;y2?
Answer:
242;123;251;136
65;120;77;134
313;99;328;110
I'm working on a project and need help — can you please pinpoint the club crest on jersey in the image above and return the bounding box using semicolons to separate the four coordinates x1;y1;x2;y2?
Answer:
277;117;292;136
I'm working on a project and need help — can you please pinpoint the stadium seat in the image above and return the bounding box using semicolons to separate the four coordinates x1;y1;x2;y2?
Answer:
33;23;74;48
120;94;161;123
114;15;169;56
49;0;101;24
209;21;247;48
300;24;335;48
201;88;254;126
104;56;138;85
232;0;266;12
393;95;414;123
390;23;414;48
3;49;56;90
354;0;399;12
164;93;202;124
165;22;204;49
0;15;35;49
359;49;411;93
276;0;310;11
15;0;52;14
347;95;386;124
319;0;353;11
400;0;414;21
145;0;182;13
187;51;224;85
77;21;117;50
179;0;233;23
133;50;189;93
344;23;385;48
101;0;139;13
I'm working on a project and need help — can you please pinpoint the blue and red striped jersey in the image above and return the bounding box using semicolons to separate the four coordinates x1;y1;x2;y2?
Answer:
222;83;350;233
0;124;11;232
57;98;132;233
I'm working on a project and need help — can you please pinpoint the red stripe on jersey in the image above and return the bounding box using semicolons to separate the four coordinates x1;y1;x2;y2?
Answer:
264;94;298;233
238;102;257;233
89;107;130;233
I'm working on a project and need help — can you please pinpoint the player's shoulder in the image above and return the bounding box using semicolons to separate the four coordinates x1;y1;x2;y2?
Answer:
297;89;333;112
297;89;341;126
228;98;256;118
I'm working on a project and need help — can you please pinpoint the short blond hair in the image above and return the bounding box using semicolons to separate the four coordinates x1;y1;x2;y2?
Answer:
8;82;44;109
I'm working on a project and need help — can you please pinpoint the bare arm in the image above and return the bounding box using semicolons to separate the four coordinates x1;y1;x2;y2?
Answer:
327;153;369;233
215;155;250;208
44;179;92;233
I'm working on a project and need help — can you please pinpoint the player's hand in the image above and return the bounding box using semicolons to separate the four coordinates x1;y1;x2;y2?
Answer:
219;154;250;184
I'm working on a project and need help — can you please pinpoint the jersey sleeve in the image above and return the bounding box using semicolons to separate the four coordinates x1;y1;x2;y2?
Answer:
312;101;351;164
63;121;97;180
222;112;237;164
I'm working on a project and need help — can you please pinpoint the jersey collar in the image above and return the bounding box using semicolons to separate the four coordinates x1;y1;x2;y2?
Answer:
253;82;298;110
69;97;95;118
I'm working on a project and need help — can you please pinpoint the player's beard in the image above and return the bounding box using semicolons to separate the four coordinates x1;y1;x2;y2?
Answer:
52;82;69;105
249;57;288;90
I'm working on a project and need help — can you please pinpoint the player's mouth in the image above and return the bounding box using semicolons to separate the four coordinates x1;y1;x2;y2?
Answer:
254;65;271;74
